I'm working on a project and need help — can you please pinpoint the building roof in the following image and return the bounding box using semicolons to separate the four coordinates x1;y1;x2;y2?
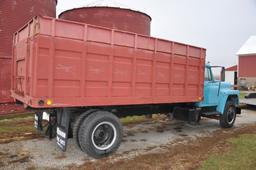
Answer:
226;65;237;71
237;36;256;56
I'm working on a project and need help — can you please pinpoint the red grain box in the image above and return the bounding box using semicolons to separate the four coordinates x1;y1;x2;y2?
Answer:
11;16;205;108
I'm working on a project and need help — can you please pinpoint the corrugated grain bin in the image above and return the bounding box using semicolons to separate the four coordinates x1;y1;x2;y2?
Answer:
0;58;12;103
0;0;57;58
59;7;151;35
0;0;57;103
11;16;205;108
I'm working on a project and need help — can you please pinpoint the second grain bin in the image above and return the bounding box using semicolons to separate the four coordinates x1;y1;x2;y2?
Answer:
59;4;151;36
0;0;57;58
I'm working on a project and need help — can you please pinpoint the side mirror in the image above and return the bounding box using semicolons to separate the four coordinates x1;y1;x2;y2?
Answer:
221;67;225;81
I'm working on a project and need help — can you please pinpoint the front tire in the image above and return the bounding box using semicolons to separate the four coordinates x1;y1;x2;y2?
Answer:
220;101;236;128
78;111;123;158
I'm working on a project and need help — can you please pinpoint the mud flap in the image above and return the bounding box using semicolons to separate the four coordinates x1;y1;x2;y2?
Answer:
56;108;70;152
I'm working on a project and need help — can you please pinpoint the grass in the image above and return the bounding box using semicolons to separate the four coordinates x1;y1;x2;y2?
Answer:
0;112;33;120
239;91;246;99
0;114;35;134
201;134;256;170
121;115;147;125
121;114;163;125
0;125;35;134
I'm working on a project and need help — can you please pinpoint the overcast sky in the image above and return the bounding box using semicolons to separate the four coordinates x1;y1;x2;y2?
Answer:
57;0;256;67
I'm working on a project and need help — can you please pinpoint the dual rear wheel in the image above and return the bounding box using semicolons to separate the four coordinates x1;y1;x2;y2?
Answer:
74;110;123;158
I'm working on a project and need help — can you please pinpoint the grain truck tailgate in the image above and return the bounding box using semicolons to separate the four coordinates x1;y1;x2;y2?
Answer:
12;18;39;105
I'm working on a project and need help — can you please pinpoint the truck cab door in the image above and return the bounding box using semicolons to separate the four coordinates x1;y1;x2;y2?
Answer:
202;67;219;106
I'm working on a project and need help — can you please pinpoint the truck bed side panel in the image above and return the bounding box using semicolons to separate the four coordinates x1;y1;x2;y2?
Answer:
12;17;205;108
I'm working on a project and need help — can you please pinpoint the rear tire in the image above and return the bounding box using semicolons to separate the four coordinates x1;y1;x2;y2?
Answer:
220;101;236;128
78;111;123;158
73;109;97;149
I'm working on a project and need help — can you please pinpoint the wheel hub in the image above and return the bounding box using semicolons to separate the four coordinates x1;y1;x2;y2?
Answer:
227;107;235;123
91;121;117;151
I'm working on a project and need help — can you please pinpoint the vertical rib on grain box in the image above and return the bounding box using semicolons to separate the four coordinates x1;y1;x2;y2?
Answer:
11;16;205;109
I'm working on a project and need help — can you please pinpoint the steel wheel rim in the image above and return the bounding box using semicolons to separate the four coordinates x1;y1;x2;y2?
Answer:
91;121;117;151
227;107;235;124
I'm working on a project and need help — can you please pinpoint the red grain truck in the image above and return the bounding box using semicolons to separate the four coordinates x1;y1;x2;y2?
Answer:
11;16;240;158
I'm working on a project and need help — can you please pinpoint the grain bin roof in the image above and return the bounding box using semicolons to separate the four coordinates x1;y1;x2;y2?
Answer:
59;0;151;21
86;0;130;8
237;36;256;56
84;0;146;15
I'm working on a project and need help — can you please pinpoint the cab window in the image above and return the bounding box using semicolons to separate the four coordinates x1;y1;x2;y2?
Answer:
204;68;212;81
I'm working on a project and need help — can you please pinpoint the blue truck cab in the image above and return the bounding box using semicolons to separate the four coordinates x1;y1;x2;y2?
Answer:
196;64;240;128
173;63;240;128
